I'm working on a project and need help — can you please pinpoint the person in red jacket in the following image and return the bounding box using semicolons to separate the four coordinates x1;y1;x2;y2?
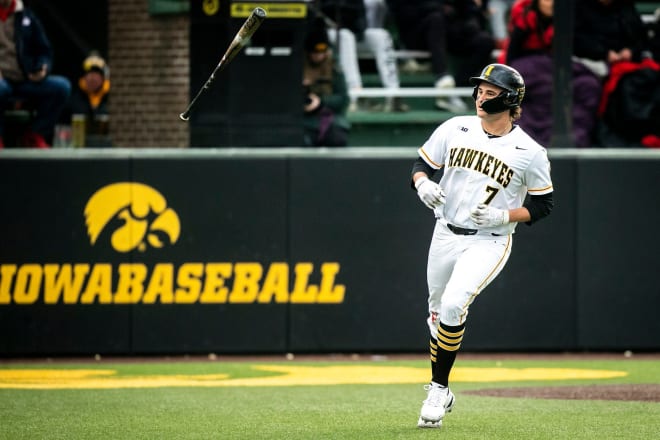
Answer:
504;0;553;62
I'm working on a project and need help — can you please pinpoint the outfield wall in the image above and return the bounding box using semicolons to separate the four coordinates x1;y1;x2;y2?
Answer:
1;148;659;356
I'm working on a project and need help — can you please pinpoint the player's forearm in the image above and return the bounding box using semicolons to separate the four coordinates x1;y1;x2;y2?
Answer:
507;207;531;223
411;157;438;190
412;171;429;185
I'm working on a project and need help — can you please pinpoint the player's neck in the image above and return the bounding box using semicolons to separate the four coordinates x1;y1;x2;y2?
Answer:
481;116;513;138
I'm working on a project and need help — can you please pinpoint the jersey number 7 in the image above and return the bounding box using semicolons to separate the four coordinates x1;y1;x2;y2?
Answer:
483;186;499;204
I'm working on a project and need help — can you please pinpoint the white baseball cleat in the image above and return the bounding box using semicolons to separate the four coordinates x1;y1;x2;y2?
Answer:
417;417;442;428
417;384;455;428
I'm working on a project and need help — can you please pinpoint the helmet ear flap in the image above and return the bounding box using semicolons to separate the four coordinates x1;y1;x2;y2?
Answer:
472;86;519;106
503;91;516;106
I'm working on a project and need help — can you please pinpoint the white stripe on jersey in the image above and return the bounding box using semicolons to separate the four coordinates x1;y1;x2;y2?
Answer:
418;115;553;236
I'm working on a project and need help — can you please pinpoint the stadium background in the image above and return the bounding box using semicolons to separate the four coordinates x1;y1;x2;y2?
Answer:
1;1;659;356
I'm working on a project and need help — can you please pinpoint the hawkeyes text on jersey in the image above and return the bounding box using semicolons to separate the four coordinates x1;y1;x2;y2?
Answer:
447;145;514;187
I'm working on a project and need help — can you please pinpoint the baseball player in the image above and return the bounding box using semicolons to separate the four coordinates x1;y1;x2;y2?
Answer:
411;63;554;428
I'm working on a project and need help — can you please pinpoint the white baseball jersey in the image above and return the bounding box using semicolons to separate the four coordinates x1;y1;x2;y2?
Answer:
418;115;553;236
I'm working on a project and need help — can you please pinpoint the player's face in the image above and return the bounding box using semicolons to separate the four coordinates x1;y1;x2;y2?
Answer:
474;82;506;117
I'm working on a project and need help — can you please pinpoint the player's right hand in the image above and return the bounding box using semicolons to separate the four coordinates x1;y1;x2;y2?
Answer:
415;177;446;209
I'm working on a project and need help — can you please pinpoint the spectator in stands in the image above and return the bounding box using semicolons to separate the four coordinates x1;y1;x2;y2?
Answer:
501;0;602;147
0;0;71;148
319;0;407;112
386;0;495;112
488;0;516;49
65;51;112;147
574;0;649;70
362;0;410;111
364;0;388;30
651;7;660;61
573;0;659;147
303;18;351;147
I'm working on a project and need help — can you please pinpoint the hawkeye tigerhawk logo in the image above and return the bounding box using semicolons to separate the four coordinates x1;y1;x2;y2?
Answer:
84;182;181;253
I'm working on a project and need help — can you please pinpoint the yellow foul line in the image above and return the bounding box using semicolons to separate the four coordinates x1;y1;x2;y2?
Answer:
0;365;628;390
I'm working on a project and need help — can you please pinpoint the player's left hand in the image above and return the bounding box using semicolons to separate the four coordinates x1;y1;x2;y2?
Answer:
470;204;510;227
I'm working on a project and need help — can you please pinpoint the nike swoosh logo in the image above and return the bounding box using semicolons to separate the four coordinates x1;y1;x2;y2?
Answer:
515;146;527;150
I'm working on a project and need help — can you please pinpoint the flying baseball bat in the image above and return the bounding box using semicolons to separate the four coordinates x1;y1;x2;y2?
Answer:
179;7;267;121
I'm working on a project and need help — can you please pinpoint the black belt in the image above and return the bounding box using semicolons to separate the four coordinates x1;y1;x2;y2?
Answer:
446;223;501;237
447;223;477;235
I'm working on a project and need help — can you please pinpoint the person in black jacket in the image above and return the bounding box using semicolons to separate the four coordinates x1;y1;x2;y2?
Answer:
573;0;650;68
651;7;660;62
0;0;71;148
573;0;658;147
387;0;495;112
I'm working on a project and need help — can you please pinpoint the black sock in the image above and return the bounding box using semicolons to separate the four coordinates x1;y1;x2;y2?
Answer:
432;321;465;386
429;336;438;383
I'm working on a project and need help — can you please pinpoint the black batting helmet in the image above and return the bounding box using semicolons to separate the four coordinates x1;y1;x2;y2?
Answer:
469;64;525;114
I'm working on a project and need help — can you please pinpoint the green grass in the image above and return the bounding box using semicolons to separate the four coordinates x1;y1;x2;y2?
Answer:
1;357;659;439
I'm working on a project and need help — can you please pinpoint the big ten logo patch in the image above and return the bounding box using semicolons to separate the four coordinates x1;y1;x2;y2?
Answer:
84;182;180;253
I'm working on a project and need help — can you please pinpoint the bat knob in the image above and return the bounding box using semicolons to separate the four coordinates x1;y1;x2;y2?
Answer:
255;7;267;18
179;112;190;121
